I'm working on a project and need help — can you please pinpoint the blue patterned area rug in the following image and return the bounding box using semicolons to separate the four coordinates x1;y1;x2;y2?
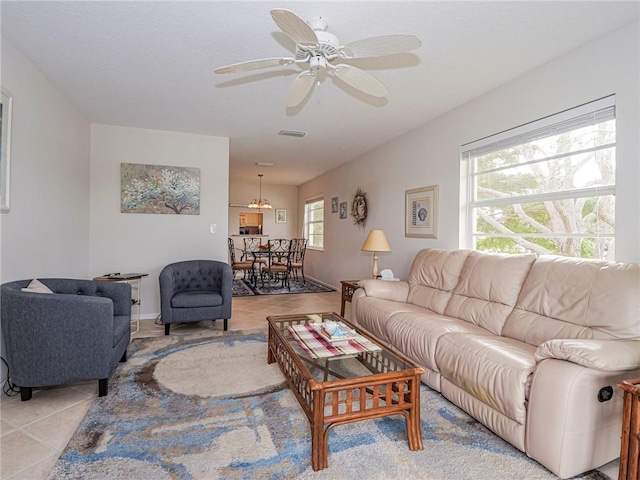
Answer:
48;333;612;479
232;277;335;296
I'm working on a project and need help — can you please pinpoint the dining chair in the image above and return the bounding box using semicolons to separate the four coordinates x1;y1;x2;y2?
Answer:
260;239;292;291
228;238;255;281
243;237;268;267
290;238;308;284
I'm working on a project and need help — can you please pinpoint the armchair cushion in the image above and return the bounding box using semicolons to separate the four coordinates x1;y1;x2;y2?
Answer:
171;291;224;308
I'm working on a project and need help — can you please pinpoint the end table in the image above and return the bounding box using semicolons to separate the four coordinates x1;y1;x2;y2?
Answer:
93;273;148;333
340;280;361;316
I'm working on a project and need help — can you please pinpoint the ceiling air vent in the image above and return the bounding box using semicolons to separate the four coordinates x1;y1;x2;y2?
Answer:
278;129;308;138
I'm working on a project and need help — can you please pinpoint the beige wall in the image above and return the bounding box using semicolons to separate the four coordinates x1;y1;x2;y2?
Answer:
228;181;299;241
299;21;640;288
89;124;229;318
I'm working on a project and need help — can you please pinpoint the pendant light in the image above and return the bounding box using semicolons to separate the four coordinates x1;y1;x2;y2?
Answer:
248;174;272;210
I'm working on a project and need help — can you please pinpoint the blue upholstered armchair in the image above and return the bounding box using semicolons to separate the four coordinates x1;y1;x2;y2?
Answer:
159;260;233;335
0;278;131;401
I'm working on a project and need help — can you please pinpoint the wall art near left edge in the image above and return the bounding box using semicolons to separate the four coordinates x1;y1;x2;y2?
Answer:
121;163;201;215
1;89;14;213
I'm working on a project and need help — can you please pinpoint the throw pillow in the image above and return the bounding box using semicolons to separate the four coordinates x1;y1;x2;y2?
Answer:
21;278;53;294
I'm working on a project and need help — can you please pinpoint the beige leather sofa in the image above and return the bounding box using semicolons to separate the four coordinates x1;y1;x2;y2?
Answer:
352;248;640;478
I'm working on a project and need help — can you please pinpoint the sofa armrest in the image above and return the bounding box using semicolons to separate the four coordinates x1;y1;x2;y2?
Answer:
357;279;409;303
535;339;640;372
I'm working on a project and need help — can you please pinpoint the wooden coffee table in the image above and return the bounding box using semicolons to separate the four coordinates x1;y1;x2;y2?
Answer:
267;312;424;471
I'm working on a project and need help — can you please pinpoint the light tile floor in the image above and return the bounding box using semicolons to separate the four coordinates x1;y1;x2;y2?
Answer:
0;291;344;480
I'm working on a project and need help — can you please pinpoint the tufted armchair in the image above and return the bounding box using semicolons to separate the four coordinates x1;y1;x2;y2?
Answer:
159;260;233;335
1;278;131;401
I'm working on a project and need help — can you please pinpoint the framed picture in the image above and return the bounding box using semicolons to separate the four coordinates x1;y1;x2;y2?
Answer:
339;201;347;219
1;88;14;213
121;163;200;215
331;196;339;213
275;208;287;223
405;185;438;238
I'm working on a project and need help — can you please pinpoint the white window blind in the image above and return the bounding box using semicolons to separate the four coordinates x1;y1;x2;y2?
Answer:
462;95;616;259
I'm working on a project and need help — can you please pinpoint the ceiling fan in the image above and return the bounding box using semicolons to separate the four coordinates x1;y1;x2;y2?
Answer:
214;9;422;108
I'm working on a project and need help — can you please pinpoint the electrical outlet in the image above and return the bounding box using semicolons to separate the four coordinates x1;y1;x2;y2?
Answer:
209;224;217;234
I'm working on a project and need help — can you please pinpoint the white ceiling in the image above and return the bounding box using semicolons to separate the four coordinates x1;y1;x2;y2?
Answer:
2;1;638;186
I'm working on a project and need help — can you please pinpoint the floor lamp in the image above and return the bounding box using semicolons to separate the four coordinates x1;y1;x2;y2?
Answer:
361;230;391;279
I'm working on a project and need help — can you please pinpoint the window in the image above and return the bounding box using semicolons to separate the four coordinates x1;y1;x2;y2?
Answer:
304;197;324;249
462;96;615;259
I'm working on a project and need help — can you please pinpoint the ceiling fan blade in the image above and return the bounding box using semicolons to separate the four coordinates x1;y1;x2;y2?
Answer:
214;57;295;74
342;35;422;58
270;9;319;46
286;70;316;108
332;64;389;98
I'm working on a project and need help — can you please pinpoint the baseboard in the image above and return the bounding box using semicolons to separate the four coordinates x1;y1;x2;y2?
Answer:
304;276;338;291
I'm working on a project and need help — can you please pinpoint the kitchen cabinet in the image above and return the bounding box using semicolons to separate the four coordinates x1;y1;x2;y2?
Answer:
239;212;262;226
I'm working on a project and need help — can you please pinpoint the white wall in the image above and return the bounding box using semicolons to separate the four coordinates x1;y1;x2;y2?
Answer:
228;181;299;240
299;21;640;288
0;38;91;282
89;124;229;318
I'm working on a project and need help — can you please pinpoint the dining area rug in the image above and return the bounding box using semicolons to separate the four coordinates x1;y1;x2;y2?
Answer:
232;277;335;296
48;332;613;480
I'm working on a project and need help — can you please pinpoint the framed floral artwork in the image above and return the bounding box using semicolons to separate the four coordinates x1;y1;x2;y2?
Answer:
121;163;200;214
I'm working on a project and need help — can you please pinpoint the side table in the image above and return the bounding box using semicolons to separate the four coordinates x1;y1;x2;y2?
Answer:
93;273;149;333
340;280;361;316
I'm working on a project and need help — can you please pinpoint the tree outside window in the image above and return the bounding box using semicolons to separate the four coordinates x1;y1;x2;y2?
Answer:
304;198;324;249
464;98;615;259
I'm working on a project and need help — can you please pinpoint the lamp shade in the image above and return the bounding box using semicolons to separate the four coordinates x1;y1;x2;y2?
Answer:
361;230;391;253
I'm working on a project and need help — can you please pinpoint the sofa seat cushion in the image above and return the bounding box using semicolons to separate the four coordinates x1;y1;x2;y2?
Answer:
385;312;492;373
435;333;536;424
171;291;223;308
356;297;434;342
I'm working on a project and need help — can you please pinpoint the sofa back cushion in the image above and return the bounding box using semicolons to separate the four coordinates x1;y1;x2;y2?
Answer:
406;249;470;315
444;251;536;335
503;255;640;346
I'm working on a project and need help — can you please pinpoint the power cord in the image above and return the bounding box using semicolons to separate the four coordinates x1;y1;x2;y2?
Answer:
1;356;20;397
154;313;162;325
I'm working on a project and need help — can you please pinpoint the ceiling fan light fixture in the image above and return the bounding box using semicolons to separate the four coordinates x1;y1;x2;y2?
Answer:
248;174;273;210
214;9;422;109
